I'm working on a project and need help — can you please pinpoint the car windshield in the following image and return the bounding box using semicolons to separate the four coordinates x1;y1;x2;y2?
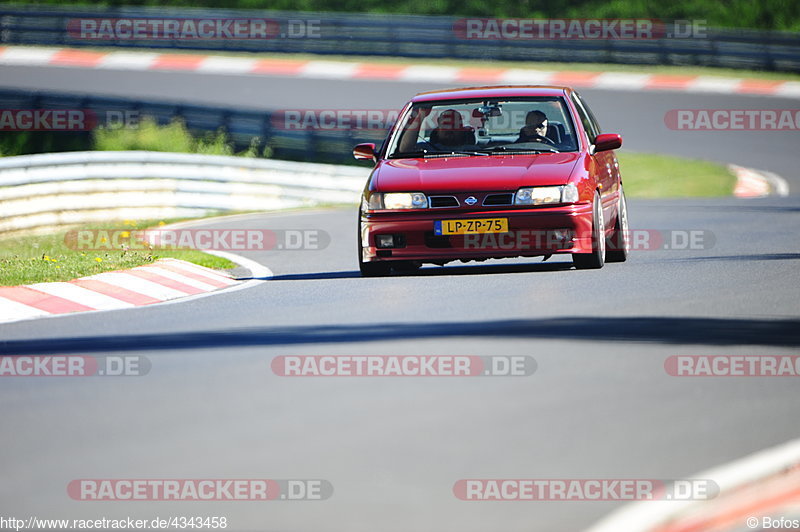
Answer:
388;97;579;158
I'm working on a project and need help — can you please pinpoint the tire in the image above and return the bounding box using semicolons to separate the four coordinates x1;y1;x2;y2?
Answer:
572;191;606;270
358;211;390;277
359;260;391;277
605;187;629;263
393;261;421;272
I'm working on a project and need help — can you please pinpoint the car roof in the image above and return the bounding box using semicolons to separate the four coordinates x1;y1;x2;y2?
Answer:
411;85;572;103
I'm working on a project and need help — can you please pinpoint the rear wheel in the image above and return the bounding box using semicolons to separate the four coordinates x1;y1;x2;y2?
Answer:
572;191;605;270
605;187;629;263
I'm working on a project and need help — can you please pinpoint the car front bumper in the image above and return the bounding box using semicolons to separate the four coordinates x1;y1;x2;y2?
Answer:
360;202;594;264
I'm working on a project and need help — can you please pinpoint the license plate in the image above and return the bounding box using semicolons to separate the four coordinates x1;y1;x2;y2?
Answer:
434;218;508;235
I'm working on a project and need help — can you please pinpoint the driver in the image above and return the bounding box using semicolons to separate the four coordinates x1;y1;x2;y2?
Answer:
429;109;475;148
516;110;552;144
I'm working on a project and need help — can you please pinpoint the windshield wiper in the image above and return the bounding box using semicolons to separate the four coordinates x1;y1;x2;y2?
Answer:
390;149;489;158
480;145;560;154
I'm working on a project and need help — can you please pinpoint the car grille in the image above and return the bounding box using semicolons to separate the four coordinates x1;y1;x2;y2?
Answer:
482;193;514;206
429;195;460;208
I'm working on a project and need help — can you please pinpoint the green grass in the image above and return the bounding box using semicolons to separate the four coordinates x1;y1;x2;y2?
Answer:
619;152;736;198
0;219;236;286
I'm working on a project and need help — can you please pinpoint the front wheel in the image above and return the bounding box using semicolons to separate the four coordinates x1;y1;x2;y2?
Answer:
572;191;605;270
393;261;421;273
359;260;390;277
605;187;629;263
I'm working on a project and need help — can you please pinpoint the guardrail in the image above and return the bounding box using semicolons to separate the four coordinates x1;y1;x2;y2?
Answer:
1;5;799;72
0;151;368;235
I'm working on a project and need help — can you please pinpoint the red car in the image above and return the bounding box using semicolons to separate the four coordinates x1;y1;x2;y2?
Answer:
354;85;629;276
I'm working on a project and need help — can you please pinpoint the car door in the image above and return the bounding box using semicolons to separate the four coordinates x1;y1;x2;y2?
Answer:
571;92;619;223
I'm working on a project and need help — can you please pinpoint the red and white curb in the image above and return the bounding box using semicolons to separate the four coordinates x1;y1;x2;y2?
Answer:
1;45;799;98
731;164;791;198
0;254;268;325
585;437;800;532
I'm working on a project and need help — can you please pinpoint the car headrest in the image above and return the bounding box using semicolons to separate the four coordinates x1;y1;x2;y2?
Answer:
546;123;564;143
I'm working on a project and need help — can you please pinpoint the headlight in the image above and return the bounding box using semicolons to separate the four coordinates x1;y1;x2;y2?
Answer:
382;192;428;210
362;193;383;210
515;184;579;205
561;183;579;203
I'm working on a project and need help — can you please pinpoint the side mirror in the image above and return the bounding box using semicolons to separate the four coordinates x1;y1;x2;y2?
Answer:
593;133;622;153
353;143;377;161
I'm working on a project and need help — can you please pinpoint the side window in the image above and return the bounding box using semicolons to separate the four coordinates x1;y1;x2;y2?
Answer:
571;93;600;144
580;94;603;137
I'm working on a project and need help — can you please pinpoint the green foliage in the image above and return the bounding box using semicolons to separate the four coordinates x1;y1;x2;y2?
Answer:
92;117;262;156
0;117;265;158
93;117;194;152
0;130;91;157
1;0;798;30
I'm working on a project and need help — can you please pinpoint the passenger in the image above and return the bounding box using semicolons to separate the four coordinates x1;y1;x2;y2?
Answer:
429;110;475;148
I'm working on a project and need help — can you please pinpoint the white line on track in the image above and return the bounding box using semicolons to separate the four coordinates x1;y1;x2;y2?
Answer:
0;246;273;326
0;46;58;65
197;56;260;74
399;65;461;82
687;76;742;93
140;266;220;291
97;51;159;70
500;69;556;84
0;296;50;322
584;437;800;532
90;272;189;300
27;282;134;310
593;72;651;90
142;249;273;309
300;61;360;79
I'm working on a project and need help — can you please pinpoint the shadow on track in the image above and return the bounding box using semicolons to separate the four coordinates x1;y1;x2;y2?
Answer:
717;205;800;214
662;253;800;263
2;317;799;355
261;260;575;281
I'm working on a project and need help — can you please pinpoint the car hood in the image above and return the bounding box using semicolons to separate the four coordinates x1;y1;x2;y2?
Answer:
373;153;581;193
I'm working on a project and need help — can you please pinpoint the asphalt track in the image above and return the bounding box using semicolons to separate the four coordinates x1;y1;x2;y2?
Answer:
1;63;800;531
3;64;800;190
